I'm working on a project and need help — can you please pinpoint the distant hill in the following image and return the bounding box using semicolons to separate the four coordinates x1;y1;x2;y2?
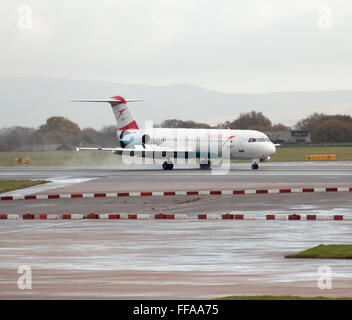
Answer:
0;77;352;129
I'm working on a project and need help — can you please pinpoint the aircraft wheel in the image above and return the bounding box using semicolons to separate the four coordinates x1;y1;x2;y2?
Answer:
251;163;259;170
162;161;174;170
200;160;211;170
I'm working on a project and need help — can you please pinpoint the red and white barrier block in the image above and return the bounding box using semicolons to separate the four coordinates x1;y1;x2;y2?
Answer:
0;214;19;220
1;186;351;202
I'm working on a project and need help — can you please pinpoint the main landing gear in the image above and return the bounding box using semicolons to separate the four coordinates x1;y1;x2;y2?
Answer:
162;161;174;170
200;160;211;170
251;162;259;170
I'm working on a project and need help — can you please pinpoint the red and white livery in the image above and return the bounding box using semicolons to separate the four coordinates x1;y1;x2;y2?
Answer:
71;95;276;170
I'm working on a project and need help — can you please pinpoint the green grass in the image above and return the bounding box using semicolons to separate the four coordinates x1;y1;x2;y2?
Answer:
285;244;352;259
0;180;47;193
0;151;119;167
216;295;352;300
270;146;352;162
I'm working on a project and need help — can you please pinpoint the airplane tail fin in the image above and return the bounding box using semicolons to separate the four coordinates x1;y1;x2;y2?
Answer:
70;96;142;131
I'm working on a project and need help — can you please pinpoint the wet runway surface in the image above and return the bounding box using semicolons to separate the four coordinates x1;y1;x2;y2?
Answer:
1;162;352;185
1;193;352;217
1;162;352;298
0;219;352;299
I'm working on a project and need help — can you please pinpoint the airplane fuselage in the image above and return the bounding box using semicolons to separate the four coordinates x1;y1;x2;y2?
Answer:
119;128;276;161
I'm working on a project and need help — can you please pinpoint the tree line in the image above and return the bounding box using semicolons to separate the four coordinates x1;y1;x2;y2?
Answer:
159;111;352;144
0;111;352;151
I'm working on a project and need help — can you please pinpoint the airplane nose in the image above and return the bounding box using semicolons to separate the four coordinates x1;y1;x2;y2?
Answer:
269;143;276;155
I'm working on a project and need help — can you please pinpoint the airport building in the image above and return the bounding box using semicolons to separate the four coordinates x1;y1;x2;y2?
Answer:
265;130;311;145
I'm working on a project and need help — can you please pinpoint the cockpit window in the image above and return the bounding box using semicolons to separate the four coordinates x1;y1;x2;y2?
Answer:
249;137;271;143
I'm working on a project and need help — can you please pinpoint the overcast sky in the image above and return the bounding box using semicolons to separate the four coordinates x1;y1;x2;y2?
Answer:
1;0;352;93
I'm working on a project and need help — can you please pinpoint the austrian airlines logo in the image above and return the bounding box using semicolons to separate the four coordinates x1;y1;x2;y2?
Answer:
223;135;236;145
117;108;127;119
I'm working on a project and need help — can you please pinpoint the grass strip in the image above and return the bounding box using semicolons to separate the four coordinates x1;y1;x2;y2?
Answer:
285;244;352;259
0;180;47;193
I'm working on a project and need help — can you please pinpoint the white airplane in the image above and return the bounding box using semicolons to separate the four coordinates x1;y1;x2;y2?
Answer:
71;95;276;170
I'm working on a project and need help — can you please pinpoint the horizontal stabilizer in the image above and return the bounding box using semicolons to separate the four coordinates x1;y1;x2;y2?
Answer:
70;98;143;103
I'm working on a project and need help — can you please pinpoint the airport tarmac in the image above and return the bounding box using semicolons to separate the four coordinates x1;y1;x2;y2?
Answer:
0;162;351;299
1;161;352;195
0;219;352;299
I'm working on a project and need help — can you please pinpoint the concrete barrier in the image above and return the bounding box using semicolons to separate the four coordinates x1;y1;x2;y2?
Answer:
276;214;288;220
136;214;150;219
317;214;329;220
108;214;121;219
47;214;58;220
1;212;351;222
175;214;188;219
333;215;343;221
8;214;19;220
2;184;352;203
71;214;83;220
154;213;175;219
84;213;99;219
288;214;301;220
22;213;35;220
243;213;256;220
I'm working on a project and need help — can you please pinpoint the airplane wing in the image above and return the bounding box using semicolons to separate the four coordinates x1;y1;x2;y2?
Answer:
76;145;219;158
76;144;193;153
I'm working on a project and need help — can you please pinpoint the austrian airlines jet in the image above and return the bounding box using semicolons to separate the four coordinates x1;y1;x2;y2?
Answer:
71;96;276;170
